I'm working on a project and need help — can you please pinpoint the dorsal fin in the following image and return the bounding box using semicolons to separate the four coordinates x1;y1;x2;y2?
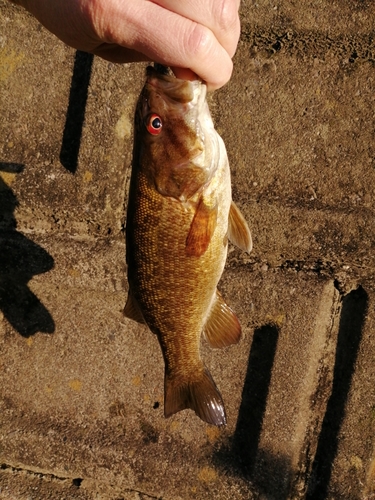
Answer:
203;290;242;348
228;200;252;253
164;366;226;426
123;291;145;324
185;197;218;257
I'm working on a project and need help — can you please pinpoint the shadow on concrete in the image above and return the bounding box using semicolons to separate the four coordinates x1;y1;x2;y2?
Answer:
0;162;55;337
60;51;93;174
252;448;292;499
232;323;279;476
306;285;368;499
214;324;291;497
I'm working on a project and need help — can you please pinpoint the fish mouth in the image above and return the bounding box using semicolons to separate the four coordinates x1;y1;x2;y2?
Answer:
145;66;207;120
153;63;174;77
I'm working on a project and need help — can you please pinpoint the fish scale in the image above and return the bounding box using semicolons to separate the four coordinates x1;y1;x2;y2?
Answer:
125;66;252;426
129;170;224;344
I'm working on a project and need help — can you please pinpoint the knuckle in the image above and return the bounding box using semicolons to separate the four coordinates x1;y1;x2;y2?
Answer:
216;0;239;33
186;23;213;58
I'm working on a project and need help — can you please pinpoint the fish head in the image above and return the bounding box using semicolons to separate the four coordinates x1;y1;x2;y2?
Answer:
135;66;219;202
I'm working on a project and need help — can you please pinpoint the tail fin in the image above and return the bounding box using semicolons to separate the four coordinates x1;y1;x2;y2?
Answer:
164;367;226;426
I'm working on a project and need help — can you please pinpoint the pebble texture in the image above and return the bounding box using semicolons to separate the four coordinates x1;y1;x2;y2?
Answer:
1;1;375;498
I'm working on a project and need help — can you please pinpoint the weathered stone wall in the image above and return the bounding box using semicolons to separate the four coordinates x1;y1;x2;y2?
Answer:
1;1;375;498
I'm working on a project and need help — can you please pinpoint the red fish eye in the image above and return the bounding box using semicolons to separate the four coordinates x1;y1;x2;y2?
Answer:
146;113;162;135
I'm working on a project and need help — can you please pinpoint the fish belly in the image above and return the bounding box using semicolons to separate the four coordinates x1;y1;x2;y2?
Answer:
127;159;230;356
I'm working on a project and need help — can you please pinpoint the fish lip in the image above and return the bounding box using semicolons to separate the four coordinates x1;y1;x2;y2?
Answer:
145;66;207;112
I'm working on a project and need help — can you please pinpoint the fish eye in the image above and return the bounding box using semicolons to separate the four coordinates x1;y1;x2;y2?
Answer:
146;113;163;135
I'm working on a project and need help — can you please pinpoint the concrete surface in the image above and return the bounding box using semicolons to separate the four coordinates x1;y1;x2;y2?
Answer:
1;1;375;498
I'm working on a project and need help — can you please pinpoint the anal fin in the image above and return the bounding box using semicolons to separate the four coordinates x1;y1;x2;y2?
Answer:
228;200;252;253
203;289;242;348
123;291;145;324
164;367;226;426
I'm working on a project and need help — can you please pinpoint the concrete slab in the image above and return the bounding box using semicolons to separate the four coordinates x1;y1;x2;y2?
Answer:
1;0;375;498
216;32;375;279
0;239;342;499
241;1;374;34
304;285;373;499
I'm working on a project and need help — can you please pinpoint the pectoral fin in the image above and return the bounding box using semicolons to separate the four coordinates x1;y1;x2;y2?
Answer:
185;198;218;257
123;291;145;324
228;200;252;253
203;289;242;348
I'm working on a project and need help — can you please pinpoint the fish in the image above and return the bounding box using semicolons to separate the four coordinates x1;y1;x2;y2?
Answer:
124;65;252;426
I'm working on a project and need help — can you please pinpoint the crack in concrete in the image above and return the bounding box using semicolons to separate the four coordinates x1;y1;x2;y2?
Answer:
289;282;342;498
306;285;368;498
0;462;82;486
121;489;162;500
289;284;368;498
228;255;358;285
0;462;162;499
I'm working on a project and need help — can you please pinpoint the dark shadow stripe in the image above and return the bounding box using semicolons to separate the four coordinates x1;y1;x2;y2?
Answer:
232;324;279;478
212;323;289;498
307;285;368;499
60;51;93;173
0;163;24;173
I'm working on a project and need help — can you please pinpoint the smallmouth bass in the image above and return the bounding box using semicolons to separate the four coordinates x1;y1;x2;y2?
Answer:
125;65;251;426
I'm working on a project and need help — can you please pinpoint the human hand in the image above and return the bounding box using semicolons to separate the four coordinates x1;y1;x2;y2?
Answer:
14;0;240;90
